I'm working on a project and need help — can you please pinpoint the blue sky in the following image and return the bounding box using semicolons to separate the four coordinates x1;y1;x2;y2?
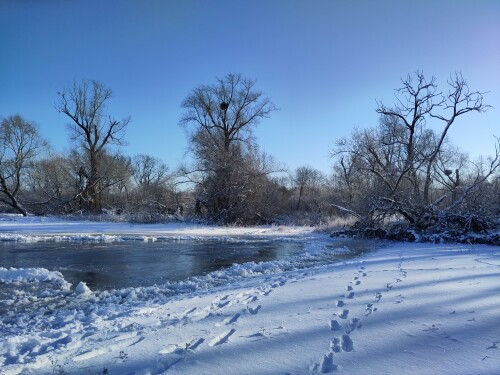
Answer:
1;0;499;174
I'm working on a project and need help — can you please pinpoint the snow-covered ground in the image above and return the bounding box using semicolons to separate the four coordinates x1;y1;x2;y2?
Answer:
1;216;499;374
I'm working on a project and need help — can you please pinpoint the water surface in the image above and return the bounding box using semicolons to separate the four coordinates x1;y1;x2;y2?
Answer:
0;239;307;290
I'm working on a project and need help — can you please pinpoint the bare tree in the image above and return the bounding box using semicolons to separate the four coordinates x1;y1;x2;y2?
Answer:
332;72;493;228
376;71;489;207
130;154;177;216
26;154;75;214
180;73;276;154
0;115;46;216
179;73;278;223
132;154;169;187
56;79;130;212
294;166;325;211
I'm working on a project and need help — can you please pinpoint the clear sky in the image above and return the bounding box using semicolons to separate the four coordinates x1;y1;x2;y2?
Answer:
1;0;499;174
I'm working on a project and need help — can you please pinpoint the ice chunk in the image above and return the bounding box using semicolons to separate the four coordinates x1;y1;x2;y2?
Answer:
75;281;92;295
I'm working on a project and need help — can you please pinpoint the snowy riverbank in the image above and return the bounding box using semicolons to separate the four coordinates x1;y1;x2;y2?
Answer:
0;215;316;241
1;217;499;374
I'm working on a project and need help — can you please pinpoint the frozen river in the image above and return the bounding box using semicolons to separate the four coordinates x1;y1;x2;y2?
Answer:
0;238;308;290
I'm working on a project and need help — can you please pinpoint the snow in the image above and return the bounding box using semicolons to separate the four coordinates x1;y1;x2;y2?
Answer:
0;215;314;242
0;267;70;289
74;282;92;296
1;216;499;374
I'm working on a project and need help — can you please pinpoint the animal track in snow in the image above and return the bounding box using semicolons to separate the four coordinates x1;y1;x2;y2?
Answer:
374;292;382;302
224;313;240;325
209;329;236;346
345;285;353;291
181;307;197;317
486;341;499;350
158;337;205;355
345;291;355;299
187;337;205;350
336;300;345;307
329;319;341;331
216;313;241;326
73;335;143;362
341;334;354;352
364;303;375;316
337;309;349;319
395;294;405;304
354;280;361;285
330;337;341;353
242;295;258;305
319;352;337;373
247;305;261;315
346;318;361;333
242;331;267;341
217;300;231;308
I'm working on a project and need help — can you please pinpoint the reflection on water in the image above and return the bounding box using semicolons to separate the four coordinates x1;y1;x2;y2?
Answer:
0;239;304;290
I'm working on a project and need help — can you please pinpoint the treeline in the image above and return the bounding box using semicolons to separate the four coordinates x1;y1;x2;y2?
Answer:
1;72;499;231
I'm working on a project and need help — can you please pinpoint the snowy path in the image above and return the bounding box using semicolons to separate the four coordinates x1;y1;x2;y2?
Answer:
1;220;499;374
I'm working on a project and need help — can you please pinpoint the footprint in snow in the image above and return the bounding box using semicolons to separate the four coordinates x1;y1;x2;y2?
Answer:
159;337;205;355
319;352;337;373
217;300;231;308
209;329;236;346
330;335;354;354
330;319;341;331
341;335;354;352
248;305;261;315
187;337;205;350
345;285;353;291
336;300;345;307
242;331;268;342
271;279;287;288
330;337;341;353
346;318;362;333
365;303;376;316
224;313;240;325
486;342;499;350
217;313;241;326
337;309;349;319
310;352;337;374
73;335;144;362
354;280;361;285
182;307;197;317
345;291;355;299
242;295;258;305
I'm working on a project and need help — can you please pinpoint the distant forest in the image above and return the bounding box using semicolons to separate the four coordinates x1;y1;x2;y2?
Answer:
1;72;499;237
